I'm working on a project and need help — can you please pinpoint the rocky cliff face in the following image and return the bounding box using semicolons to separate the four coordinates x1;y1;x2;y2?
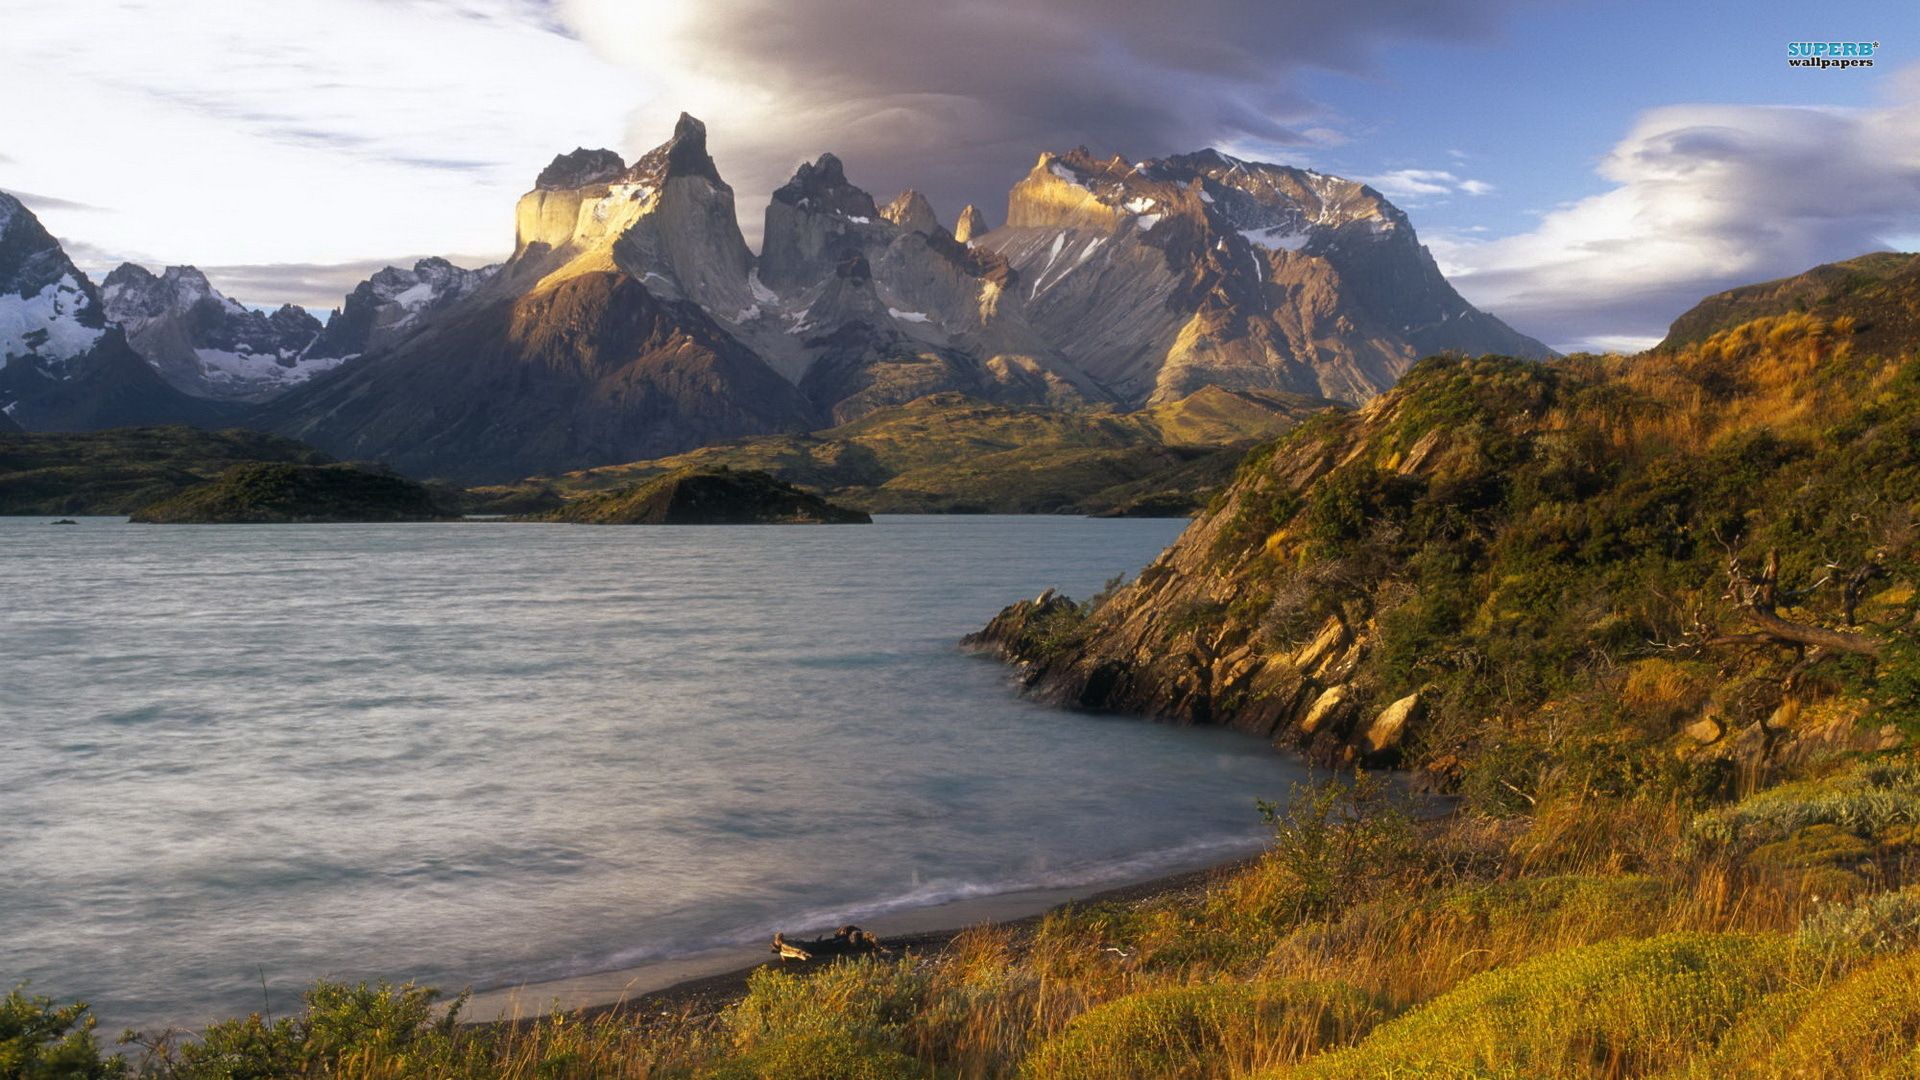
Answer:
975;148;1551;406
0;192;236;430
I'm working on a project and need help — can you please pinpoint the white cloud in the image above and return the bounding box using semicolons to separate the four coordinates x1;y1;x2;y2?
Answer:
1364;168;1494;198
1435;70;1920;352
0;0;646;306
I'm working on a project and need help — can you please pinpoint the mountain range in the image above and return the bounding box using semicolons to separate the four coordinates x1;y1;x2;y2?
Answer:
1;114;1550;483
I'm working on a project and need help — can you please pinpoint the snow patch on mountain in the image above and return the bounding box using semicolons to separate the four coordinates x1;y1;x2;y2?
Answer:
1240;225;1309;252
1;274;104;369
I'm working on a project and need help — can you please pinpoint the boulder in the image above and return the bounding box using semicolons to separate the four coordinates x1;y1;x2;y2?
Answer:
1299;685;1351;734
1363;692;1423;754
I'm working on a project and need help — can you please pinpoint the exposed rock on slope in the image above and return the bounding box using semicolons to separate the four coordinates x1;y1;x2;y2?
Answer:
524;466;869;524
0;192;237;431
970;300;1918;772
129;462;454;523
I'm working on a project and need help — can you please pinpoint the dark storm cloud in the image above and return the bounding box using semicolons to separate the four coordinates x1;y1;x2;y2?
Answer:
569;0;1524;232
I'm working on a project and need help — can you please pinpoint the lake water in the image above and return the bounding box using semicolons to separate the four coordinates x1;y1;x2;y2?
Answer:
0;515;1308;1032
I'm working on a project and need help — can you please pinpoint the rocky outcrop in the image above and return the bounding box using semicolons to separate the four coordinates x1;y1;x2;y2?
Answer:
953;205;989;244
524;466;869;524
128;462;454;523
962;359;1552;766
880;189;940;236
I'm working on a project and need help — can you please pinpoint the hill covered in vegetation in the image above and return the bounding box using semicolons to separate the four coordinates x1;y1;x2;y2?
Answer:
484;386;1332;517
520;466;870;525
129;463;455;523
0;427;331;515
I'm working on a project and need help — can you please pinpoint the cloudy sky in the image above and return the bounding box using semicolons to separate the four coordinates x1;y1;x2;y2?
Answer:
1;0;1915;350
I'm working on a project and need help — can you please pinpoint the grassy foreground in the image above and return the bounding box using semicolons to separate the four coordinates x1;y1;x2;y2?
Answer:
10;752;1920;1079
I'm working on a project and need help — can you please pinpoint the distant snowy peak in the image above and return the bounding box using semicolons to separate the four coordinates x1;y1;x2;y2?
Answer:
314;256;500;361
0;191;107;371
101;262;336;402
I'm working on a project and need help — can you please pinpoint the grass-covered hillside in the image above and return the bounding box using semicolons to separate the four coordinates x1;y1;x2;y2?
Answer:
0;427;331;515
12;272;1920;1078
480;386;1332;517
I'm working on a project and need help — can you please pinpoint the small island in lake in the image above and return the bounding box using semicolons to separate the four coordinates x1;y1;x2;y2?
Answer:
129;463;457;524
521;467;870;525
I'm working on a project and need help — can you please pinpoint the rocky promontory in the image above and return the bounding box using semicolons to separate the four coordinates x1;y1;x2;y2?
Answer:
522;467;869;525
129;463;456;523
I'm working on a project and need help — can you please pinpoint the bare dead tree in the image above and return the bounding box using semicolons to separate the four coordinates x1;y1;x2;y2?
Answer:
1711;549;1881;658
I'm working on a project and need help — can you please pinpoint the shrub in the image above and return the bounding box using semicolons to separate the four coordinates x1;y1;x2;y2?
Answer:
131;980;469;1079
1024;981;1380;1080
726;961;926;1055
1227;774;1415;929
1688;756;1920;851
1797;886;1920;959
0;986;124;1079
1287;933;1796;1078
1435;874;1671;940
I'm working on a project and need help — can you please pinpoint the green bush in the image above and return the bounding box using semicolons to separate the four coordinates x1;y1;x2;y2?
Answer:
1024;981;1379;1080
0;986;124;1079
1238;773;1415;926
132;980;469;1079
1288;933;1796;1078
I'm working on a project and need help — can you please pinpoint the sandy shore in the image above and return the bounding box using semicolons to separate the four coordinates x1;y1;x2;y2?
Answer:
464;850;1259;1024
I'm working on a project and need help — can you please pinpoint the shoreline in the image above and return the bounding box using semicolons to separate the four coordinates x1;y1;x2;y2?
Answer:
463;848;1261;1025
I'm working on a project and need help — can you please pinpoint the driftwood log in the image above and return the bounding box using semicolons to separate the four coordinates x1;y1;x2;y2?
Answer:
769;925;893;963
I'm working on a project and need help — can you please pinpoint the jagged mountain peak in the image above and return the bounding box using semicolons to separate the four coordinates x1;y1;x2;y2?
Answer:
0;193;108;369
101;263;240;318
954;204;989;244
99;259;339;402
626;111;725;190
881;189;940;235
0;194;233;429
773;153;877;218
535;148;626;191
